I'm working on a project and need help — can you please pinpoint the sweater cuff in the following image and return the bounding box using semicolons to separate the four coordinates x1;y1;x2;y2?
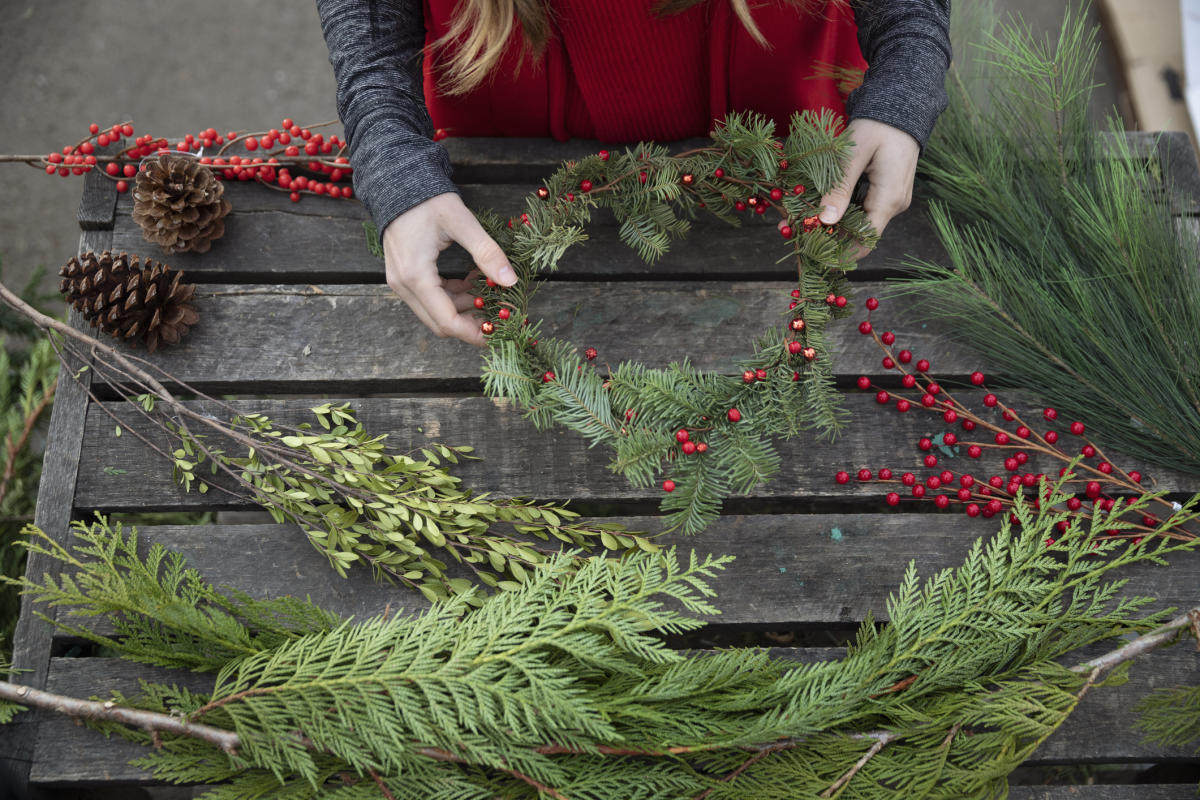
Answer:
845;35;949;150
348;113;460;234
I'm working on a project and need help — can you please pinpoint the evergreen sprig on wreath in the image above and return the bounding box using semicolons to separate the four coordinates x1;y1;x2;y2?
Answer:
372;111;876;534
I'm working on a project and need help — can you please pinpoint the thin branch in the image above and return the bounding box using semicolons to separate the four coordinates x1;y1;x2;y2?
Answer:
0;376;57;507
0;680;239;755
820;731;897;798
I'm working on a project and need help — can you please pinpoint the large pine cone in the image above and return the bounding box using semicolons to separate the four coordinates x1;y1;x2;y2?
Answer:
59;251;199;352
131;153;232;254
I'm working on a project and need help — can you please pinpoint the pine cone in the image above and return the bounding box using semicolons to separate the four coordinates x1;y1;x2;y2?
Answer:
131;153;232;254
58;251;199;352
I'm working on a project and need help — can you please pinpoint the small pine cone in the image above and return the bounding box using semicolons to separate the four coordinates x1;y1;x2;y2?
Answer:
58;251;199;352
131;153;232;254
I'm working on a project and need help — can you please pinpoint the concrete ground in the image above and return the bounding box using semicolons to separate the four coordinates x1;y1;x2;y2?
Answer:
0;0;1121;298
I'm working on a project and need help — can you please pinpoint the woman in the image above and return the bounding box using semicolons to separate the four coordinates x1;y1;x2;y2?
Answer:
316;0;950;345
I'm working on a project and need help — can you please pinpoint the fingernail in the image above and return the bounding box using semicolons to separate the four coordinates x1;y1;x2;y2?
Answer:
498;267;517;285
819;204;839;224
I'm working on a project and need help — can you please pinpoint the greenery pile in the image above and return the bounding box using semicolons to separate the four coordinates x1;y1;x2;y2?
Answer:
899;5;1200;475
3;482;1198;798
0;264;58;659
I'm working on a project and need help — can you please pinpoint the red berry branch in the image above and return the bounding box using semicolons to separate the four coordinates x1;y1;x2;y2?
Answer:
1;118;356;202
837;297;1198;545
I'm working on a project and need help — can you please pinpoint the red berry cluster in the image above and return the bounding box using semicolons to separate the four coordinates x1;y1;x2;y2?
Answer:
26;118;356;202
836;298;1196;546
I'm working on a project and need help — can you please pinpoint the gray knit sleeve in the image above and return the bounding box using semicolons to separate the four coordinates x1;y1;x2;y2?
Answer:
316;0;458;234
848;0;952;149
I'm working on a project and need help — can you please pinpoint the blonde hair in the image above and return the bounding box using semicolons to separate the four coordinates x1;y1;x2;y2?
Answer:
431;0;834;96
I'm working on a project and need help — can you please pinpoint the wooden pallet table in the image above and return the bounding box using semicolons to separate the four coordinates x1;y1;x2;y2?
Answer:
4;134;1200;798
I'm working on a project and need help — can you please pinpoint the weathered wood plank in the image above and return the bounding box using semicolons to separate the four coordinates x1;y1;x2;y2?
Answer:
30;642;1200;785
1009;788;1200;800
108;183;942;282
49;518;1200;632
2;229;109;797
73;394;1188;510
81;281;975;392
76;147;119;231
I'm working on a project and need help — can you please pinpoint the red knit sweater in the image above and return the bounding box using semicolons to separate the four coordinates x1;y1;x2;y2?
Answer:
421;0;867;143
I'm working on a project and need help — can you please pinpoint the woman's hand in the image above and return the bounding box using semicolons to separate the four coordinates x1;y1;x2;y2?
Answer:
816;118;920;250
382;192;517;346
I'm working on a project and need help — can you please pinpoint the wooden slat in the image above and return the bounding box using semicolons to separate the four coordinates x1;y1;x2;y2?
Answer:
1;228;109;798
81;280;976;393
1009;788;1200;800
30;641;1200;785
49;519;1200;632
73;393;1185;511
76;147;119;231
107;183;942;282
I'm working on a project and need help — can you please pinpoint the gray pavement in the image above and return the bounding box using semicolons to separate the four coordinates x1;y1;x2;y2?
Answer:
0;0;1119;297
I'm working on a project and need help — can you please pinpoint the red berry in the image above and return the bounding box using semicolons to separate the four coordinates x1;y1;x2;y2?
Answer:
790;289;802;298
921;394;936;407
882;357;895;370
856;376;871;390
1067;497;1082;511
1099;497;1115;511
743;370;756;384
480;321;494;335
987;499;1003;514
989;476;1004;488
897;350;912;364
681;173;695;186
789;341;804;355
875;391;890;405
498;308;511;320
1097;462;1113;474
879;468;893;480
901;374;917;389
1004;457;1018;472
901;472;916;486
473;297;485;309
598;149;610;161
696;442;708;453
115;180;129;193
105;162;120;176
927;383;941;395
755;368;767;381
957;487;972;502
934;495;951;509
727;408;741;422
289;191;300;202
713;167;725;178
639;171;648;184
663;479;676;492
994;432;1009;445
923;454;938;468
912;485;926;498
1044;431;1059;444
1021;473;1037;487
916;359;930;372
682;441;697;455
918;437;933;451
770;187;783;201
943;410;958;424
896;399;911;412
943;433;958;446
88;123;100;134
926;475;941;489
1001;409;1015;422
675;429;690;443
734;200;745;210
793;184;805;194
780;225;794;239
858;469;872;481
834;296;847;308
880;331;895;345
1043;408;1058;420
886;492;901;506
966;503;981;517
542;371;556;383
835;471;851;484
983;394;998;407
1070;421;1085;435
1016;426;1031;439
584;346;597;360
1081;445;1096;458
580;179;593;193
865;297;879;311
1129;471;1143;483
967;445;983;458
1085;481;1102;499
858;321;872;335
970;371;985;385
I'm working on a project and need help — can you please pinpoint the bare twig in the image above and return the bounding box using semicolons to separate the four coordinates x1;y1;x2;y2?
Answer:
0;680;238;755
820;731;897;798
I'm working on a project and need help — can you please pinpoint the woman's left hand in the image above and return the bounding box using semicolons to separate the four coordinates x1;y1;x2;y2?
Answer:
812;118;920;252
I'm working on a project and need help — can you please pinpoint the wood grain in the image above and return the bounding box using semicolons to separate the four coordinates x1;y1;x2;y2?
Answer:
47;518;1200;632
107;183;943;282
29;642;1200;785
73;393;1190;511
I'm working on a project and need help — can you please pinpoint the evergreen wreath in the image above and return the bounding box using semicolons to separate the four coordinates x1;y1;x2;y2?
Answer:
371;111;876;535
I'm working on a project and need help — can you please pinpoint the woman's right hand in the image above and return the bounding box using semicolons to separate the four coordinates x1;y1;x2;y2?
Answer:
381;192;518;346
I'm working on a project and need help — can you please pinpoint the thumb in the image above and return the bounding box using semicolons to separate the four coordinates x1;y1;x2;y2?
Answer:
820;143;871;225
442;205;518;287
